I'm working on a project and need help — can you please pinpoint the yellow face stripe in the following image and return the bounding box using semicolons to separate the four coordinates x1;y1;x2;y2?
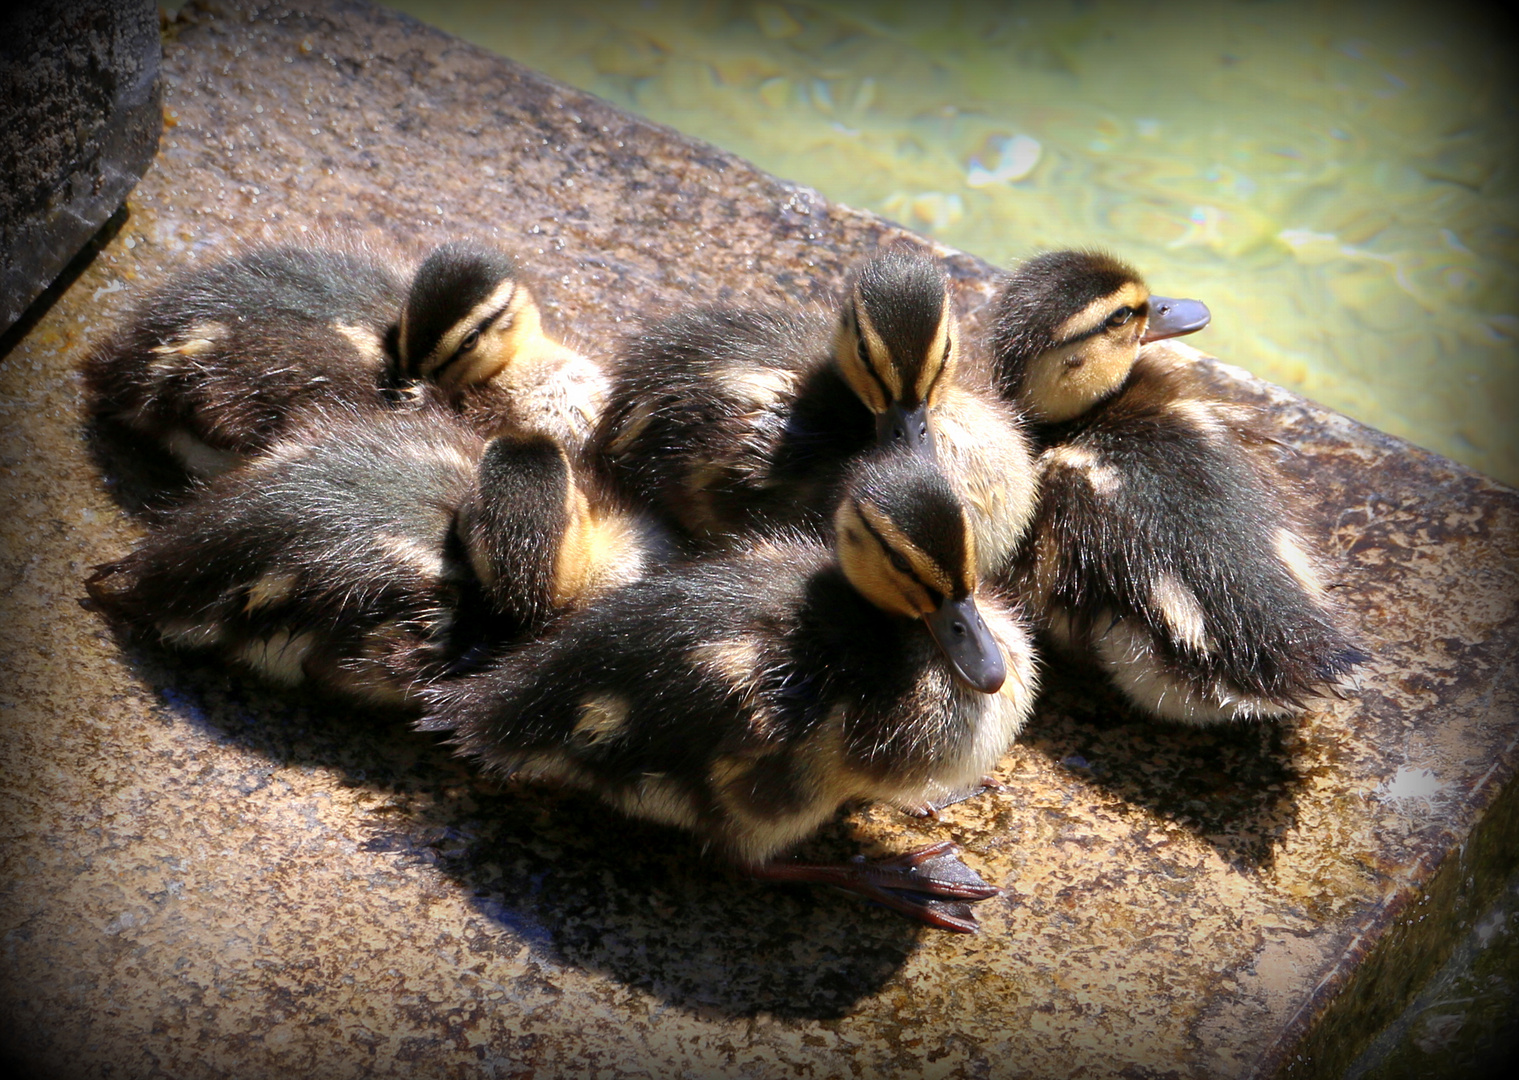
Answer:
420;276;519;376
857;497;956;597
1051;281;1150;343
834;328;889;414
437;286;549;391
849;290;902;401
835;501;931;618
1022;281;1153;422
914;304;957;406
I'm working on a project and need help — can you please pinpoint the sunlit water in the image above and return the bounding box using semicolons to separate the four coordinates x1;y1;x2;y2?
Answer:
383;0;1517;485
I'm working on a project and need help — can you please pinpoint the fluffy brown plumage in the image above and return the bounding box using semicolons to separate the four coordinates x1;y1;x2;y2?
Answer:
421;448;1039;931
83;240;412;479
992;250;1363;722
86;399;667;709
591;249;1037;576
83;239;605;488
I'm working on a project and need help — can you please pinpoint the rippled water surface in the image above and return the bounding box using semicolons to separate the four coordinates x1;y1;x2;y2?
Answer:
386;0;1517;485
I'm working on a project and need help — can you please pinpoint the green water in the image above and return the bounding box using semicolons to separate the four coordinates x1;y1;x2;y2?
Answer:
383;0;1518;486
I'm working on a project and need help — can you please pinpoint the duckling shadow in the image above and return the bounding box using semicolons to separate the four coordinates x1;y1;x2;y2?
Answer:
107;635;919;1020
82;414;197;521
411;787;927;1019
1019;659;1306;872
104;635;460;788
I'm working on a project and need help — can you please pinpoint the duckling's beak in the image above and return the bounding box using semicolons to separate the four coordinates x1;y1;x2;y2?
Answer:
876;401;936;461
924;595;1006;693
1141;297;1211;343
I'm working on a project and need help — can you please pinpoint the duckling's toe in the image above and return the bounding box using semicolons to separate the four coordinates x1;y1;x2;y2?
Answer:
751;840;1000;933
380;381;427;407
902;775;1008;818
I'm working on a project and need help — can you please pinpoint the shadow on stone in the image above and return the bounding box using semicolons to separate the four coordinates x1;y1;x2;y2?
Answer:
411;790;925;1020
1020;660;1306;873
0;205;128;361
81;413;200;523
98;633;919;1022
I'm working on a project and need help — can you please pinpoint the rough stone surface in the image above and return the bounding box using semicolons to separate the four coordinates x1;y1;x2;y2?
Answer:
0;2;1515;1078
0;0;163;333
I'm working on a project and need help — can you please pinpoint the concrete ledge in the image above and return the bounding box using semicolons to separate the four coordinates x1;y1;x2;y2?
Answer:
1;2;1515;1077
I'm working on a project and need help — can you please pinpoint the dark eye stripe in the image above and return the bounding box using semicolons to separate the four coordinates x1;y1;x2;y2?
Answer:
851;303;895;402
430;310;507;376
854;504;941;601
430;347;468;378
1062;303;1144;347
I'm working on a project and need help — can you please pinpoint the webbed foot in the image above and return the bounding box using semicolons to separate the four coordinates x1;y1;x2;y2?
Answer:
750;840;1000;933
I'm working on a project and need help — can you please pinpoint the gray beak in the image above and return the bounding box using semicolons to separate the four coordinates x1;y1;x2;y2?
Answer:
876;401;936;461
1141;296;1211;343
924;594;1006;693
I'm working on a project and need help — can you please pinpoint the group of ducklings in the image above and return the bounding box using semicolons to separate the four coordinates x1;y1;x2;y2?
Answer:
83;236;1361;933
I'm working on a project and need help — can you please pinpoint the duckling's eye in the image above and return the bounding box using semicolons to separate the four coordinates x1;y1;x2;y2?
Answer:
1106;307;1135;328
888;551;911;574
856;337;870;365
459;328;482;353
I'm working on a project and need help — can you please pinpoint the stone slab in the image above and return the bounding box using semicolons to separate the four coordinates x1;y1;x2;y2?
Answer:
0;2;1515;1077
0;0;163;334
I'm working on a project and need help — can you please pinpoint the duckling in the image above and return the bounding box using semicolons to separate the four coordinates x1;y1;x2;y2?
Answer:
591;249;1037;576
420;447;1039;932
85;397;667;709
397;240;609;452
991;249;1362;722
84;239;602;481
83;240;410;479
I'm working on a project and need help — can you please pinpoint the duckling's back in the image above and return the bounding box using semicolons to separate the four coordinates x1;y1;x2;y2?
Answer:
84;243;409;477
425;537;1030;864
592;305;873;543
88;403;495;707
1022;348;1362;718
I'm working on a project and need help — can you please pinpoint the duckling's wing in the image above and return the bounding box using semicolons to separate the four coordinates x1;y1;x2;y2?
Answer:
422;563;763;757
1031;381;1361;709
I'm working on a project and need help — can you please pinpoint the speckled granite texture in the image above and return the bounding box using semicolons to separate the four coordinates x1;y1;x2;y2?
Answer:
1;3;1515;1078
